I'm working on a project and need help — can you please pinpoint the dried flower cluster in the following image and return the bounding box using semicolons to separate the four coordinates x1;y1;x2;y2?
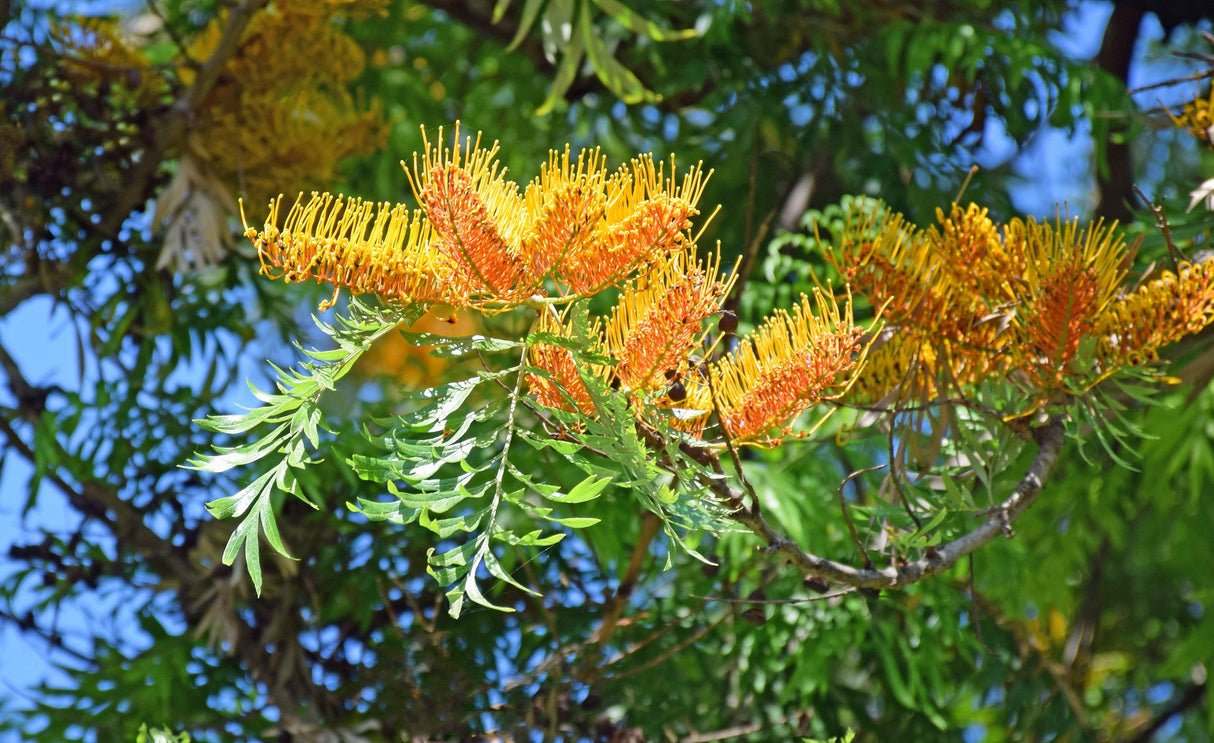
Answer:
185;4;385;207
829;202;1214;411
1168;85;1214;147
249;125;868;445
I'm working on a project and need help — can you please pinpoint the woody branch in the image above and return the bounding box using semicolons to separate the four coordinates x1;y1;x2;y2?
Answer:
664;416;1067;591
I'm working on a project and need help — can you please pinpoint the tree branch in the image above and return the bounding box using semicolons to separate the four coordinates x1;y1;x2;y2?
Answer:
594;510;661;649
96;0;270;237
0;340;332;721
0;260;80;320
664;417;1066;590
1094;3;1144;223
1118;680;1207;743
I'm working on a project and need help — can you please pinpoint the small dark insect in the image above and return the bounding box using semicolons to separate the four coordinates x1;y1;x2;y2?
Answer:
667;380;687;402
441;315;458;325
742;588;768;625
803;577;829;594
718;309;738;333
663;368;679;380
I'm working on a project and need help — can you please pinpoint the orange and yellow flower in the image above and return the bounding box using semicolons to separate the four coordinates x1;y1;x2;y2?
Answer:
710;290;864;445
525;311;608;416
603;247;734;392
248;192;447;309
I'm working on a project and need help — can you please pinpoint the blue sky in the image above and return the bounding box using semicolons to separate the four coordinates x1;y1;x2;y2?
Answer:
0;1;1207;739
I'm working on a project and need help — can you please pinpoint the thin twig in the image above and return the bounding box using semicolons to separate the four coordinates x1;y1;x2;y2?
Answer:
594;511;661;649
966;554;992;652
837;464;886;566
1117;681;1208;743
1132;184;1188;272
656;416;1065;590
724;128;781;317
691;587;856;605
607;610;730;680
0;608;98;667
886;413;924;531
704;365;757;512
1127;68;1214;95
833;394;1004;423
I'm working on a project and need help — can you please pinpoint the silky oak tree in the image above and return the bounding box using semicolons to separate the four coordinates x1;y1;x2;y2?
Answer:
4;1;1214;741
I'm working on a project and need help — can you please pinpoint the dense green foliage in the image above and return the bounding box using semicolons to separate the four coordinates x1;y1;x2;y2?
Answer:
2;1;1214;742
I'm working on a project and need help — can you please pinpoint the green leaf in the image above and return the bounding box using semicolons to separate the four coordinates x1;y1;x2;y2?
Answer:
491;0;514;23
500;529;567;547
592;0;697;41
348;497;421;525
543;515;601;528
506;0;547;51
536;13;585;116
548;474;612;503
419;508;485;539
397;331;520;358
481;549;540;596
580;1;655;104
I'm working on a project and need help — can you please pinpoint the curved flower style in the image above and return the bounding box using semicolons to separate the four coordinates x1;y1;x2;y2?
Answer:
603;247;735;392
559;154;708;296
710;291;865;445
829;201;1214;414
1010;216;1126;389
520;146;611;286
525;311;608;416
405;126;533;303
247;124;712;312
1097;260;1214;367
247;193;447;309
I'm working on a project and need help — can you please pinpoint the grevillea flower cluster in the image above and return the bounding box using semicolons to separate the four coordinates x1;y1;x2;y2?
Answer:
827;202;1214;411
251;125;708;310
248;124;869;446
1168;85;1214;147
186;5;386;207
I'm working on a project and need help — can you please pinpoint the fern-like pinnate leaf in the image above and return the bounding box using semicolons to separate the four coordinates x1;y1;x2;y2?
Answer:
348;328;626;617
189;297;424;595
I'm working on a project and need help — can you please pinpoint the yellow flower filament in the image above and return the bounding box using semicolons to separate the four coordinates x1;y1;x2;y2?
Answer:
712;291;863;444
558;155;709;295
605;247;735;391
525;312;608;415
1011;216;1126;390
1097;260;1214;367
247;192;445;309
521;146;610;286
405;124;532;304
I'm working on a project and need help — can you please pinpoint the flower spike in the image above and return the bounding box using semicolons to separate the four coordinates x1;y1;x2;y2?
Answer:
521;145;610;286
1010;215;1127;390
525;310;609;416
604;246;736;392
711;290;865;445
405;124;533;304
557;155;710;295
1096;260;1214;368
247;192;446;310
